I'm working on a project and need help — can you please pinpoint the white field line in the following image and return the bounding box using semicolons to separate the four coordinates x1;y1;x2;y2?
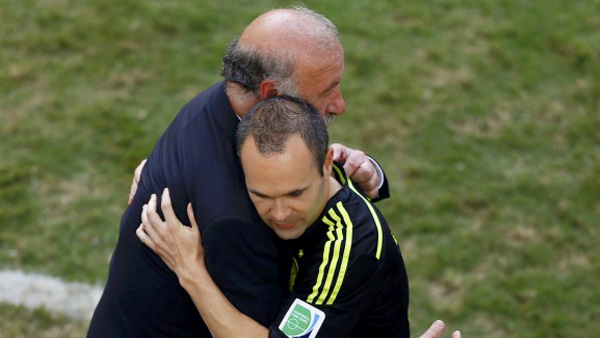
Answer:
0;270;103;320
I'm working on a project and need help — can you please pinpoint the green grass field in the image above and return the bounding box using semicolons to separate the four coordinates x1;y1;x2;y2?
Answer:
1;0;599;337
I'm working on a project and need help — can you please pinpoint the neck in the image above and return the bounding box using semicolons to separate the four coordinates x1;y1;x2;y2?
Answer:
309;175;342;229
326;175;342;200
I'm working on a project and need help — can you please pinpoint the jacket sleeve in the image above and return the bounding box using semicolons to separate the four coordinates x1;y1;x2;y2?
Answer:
367;155;390;202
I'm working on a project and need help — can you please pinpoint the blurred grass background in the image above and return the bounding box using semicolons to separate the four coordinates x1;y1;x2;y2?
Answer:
1;0;599;337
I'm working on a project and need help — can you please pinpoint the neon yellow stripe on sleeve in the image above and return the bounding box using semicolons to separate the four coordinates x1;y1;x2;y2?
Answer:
347;179;383;260
307;216;336;303
326;202;354;305
315;209;344;305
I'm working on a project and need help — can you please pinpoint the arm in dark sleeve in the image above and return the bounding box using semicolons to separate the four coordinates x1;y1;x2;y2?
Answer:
202;216;288;327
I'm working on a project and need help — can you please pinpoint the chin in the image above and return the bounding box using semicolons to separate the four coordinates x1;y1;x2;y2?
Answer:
276;230;301;241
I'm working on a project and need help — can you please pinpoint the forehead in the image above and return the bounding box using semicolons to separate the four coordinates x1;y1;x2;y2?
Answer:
295;44;344;86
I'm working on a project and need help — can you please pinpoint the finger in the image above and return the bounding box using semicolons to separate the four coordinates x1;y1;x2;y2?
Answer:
419;320;445;338
355;170;380;199
350;161;376;184
146;194;163;227
129;159;147;205
141;204;149;228
136;224;155;251
134;159;147;184
364;187;379;200
329;143;346;163
187;203;204;256
187;203;199;231
160;188;179;226
342;151;366;178
187;203;202;249
128;179;137;204
451;330;461;338
144;194;166;236
141;204;159;240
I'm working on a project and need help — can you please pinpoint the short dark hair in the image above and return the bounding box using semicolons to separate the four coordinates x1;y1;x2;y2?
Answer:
236;95;329;175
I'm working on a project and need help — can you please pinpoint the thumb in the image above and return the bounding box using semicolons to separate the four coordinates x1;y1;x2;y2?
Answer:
329;143;347;163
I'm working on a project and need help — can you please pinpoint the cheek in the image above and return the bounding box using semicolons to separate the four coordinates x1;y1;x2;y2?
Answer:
314;100;328;114
304;94;327;114
250;197;271;217
286;199;307;216
297;197;321;219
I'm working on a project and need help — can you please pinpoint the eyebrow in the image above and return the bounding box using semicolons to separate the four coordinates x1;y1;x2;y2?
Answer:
249;186;309;199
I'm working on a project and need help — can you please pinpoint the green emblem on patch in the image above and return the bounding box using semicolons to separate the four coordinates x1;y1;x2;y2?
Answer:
278;299;325;338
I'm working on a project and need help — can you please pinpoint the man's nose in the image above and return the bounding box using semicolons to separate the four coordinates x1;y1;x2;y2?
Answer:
271;200;291;222
326;88;346;116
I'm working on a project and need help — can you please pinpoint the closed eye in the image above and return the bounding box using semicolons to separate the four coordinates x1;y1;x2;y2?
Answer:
250;190;269;199
288;190;303;197
321;82;339;97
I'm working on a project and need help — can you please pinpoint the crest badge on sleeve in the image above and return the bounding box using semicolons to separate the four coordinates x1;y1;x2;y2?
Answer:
278;298;325;338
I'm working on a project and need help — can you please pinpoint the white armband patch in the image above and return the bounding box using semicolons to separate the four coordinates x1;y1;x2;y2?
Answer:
278;298;326;338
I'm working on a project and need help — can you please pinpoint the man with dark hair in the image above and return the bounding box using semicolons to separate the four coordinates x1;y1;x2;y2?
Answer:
88;6;391;338
235;96;330;171
137;96;454;338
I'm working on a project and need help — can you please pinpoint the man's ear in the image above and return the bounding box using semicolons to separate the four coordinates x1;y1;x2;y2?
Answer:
259;80;279;100
323;147;334;177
